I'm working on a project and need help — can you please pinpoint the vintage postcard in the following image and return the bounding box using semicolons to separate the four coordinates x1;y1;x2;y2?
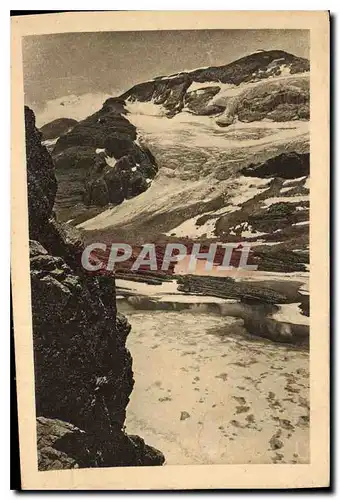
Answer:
11;11;329;490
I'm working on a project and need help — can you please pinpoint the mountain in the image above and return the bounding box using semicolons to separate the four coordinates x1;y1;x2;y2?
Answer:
36;50;310;275
121;49;309;123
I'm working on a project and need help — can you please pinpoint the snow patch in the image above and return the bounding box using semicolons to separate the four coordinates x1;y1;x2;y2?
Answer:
166;214;216;239
225;177;273;210
262;195;309;208
116;279;179;296
241;228;267;238
105;156;117;168
229;221;267;238
42;137;59;147
280;186;294;194
282;176;307;186
209;72;309;110
125;99;166;116
271;303;309;326
292;220;309;226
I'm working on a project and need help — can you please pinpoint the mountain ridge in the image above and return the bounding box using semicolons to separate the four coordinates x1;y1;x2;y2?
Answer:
120;50;309;119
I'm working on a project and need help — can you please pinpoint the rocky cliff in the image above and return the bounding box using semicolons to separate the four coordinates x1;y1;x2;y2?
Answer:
25;106;165;470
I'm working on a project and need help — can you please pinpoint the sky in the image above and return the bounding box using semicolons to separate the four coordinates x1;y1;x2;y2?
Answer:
22;29;309;126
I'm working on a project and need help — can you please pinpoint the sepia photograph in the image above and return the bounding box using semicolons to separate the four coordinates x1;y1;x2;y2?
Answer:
11;11;329;490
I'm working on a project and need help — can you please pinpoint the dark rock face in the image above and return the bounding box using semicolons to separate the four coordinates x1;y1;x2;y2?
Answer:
25;107;58;238
40;118;78;140
241;152;309;179
49;98;158;222
24;106;165;470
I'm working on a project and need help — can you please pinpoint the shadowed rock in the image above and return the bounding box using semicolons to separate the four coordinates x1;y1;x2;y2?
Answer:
40;118;78;140
241;152;309;180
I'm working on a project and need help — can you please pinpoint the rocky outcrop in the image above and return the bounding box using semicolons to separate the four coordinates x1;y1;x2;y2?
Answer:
40;118;78;140
25;106;165;470
37;416;164;470
48;98;158;222
241;152;309;179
